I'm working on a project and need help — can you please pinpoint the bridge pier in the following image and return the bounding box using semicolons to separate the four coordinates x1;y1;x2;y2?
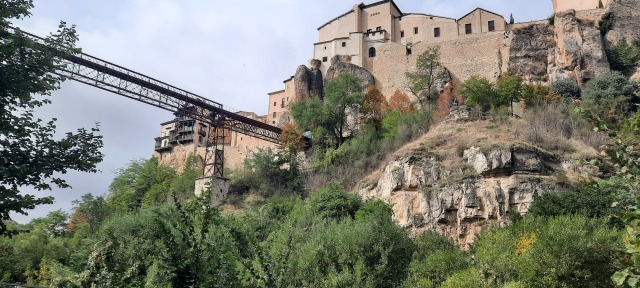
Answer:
195;176;230;206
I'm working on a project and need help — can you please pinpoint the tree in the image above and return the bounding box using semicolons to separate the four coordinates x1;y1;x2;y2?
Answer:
387;89;415;113
607;39;640;77
509;13;515;24
405;46;448;109
360;86;387;128
581;71;640;126
66;193;110;234
0;1;104;236
459;76;496;112
548;78;581;99
290;73;364;148
598;0;605;8
496;73;523;115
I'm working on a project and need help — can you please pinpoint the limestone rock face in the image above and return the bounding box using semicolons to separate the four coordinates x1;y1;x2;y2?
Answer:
552;10;610;85
325;55;375;89
508;23;556;82
293;61;324;101
356;145;591;248
605;0;640;46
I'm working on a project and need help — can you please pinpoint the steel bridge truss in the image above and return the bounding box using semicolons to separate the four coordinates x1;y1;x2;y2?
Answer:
11;28;282;178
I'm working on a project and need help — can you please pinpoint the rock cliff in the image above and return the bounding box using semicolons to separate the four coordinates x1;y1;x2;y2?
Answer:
325;55;376;89
356;121;600;248
293;59;323;101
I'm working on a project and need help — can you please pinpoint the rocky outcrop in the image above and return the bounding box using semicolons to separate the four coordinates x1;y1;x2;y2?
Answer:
508;23;556;82
552;10;610;85
325;55;375;89
293;59;323;101
357;144;594;248
605;0;640;46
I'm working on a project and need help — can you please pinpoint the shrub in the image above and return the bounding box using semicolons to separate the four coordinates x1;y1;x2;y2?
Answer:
607;39;640;77
460;76;496;112
548;78;581;99
440;268;489;288
404;232;470;287
473;215;623;287
229;148;304;198
527;181;625;219
582;71;640;126
599;12;615;36
308;183;362;220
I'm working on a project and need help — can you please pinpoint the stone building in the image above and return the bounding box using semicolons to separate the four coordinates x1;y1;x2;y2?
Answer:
552;0;609;13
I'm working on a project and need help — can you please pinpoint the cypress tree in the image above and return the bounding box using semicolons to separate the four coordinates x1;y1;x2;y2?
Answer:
509;13;515;24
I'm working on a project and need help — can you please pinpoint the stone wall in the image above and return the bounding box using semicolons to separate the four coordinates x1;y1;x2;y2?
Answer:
370;32;506;99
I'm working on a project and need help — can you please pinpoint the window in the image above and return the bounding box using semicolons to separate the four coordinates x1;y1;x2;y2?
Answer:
406;46;412;55
342;42;346;47
322;56;327;62
272;121;276;124
434;27;440;37
465;23;472;34
273;112;276;118
400;30;404;37
161;139;169;147
369;47;376;57
324;46;326;50
488;20;495;32
414;27;418;34
273;102;276;106
376;26;381;31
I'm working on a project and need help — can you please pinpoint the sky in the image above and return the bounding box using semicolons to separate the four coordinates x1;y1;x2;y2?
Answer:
10;0;553;223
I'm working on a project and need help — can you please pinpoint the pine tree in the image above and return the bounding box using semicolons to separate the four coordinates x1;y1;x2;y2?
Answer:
509;13;515;24
598;0;604;8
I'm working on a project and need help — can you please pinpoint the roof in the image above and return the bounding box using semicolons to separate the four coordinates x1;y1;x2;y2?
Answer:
268;89;285;95
400;13;456;21
160;119;175;126
317;0;402;31
457;7;504;21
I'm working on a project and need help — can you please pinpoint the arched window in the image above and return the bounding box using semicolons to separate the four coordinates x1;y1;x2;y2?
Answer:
369;47;376;58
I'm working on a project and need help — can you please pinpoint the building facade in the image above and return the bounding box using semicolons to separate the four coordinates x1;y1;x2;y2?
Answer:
552;0;609;13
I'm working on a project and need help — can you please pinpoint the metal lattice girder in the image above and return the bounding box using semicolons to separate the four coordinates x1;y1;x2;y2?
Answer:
10;27;283;144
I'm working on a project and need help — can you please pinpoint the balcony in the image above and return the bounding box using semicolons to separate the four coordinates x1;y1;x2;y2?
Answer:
177;125;194;133
154;136;172;152
364;29;390;42
198;127;208;136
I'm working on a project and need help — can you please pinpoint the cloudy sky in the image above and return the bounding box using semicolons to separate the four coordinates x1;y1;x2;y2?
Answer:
10;0;552;223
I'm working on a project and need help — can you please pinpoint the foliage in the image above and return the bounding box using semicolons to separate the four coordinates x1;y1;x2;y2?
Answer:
496;73;524;114
67;194;110;234
548;78;581;99
441;268;490;288
527;179;632;221
521;83;552;108
600;12;615;36
279;123;306;153
308;182;362;220
360;86;387;128
459;76;497;112
405;46;448;108
599;0;605;8
607;39;640;77
387;89;416;113
473;215;622;287
291;73;364;148
0;1;104;237
107;157;176;212
229;147;303;198
581;71;640;127
404;232;470;287
436;82;463;118
509;13;515;25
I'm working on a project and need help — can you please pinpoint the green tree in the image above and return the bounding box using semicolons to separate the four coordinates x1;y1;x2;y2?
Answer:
599;0;605;8
405;46;448;109
67;193;110;234
509;13;515;24
229;147;303;198
291;73;364;148
548;78;581;99
582;71;640;126
496;73;523;115
459;76;496;112
607;39;640;77
0;1;104;237
404;232;470;287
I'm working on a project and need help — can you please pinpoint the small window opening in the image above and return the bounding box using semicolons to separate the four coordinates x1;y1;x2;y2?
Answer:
488;20;495;32
434;27;440;37
342;42;346;47
406;46;412;55
414;27;418;34
322;56;328;62
273;102;276;106
273;112;276;118
369;47;376;57
400;30;404;37
465;23;472;34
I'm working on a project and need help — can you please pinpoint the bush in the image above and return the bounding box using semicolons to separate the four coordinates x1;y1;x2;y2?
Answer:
460;76;496;112
472;215;623;287
440;268;489;288
607;39;640;77
404;232;470;287
582;71;640;126
308;183;362;220
548;79;581;99
599;12;615;36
